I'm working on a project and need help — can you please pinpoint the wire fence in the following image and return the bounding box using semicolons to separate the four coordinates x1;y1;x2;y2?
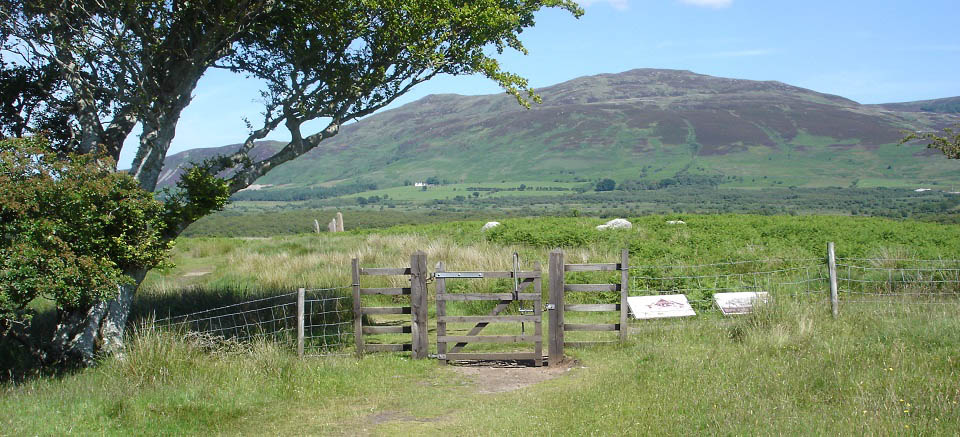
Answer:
153;286;353;356
626;259;828;310
836;258;960;305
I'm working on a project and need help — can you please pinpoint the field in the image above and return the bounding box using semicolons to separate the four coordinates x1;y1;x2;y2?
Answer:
3;215;960;434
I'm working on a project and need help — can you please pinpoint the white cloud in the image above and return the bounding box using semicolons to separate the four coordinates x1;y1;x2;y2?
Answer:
678;0;733;8
576;0;629;10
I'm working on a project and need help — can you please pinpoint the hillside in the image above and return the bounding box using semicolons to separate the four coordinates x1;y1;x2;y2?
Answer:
872;96;960;114
159;69;960;192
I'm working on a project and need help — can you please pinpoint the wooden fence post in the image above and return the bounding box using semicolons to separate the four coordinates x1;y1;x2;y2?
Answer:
435;261;447;364
827;242;839;318
620;249;629;343
352;258;363;356
548;249;565;366
297;287;305;358
410;251;429;359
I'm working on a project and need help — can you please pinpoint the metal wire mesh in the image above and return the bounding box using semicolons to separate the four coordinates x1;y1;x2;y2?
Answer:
303;288;352;357
627;259;828;310
153;286;353;355
835;258;960;305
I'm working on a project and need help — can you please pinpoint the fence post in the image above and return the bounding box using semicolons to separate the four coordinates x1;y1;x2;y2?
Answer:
827;242;839;318
410;251;429;359
435;261;447;364
620;249;629;343
352;258;363;356
548;249;565;366
297;287;305;358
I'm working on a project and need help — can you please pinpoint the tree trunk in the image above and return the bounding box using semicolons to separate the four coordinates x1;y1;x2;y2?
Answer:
99;268;148;357
47;301;108;367
45;269;148;366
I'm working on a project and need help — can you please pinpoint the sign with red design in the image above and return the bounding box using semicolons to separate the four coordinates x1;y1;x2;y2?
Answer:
714;292;770;315
627;294;697;320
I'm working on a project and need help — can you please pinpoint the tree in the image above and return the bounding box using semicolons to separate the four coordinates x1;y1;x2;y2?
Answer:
1;0;581;365
901;125;960;159
0;136;171;366
595;178;616;192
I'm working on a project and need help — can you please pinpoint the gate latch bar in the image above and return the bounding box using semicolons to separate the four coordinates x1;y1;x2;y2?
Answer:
435;272;484;278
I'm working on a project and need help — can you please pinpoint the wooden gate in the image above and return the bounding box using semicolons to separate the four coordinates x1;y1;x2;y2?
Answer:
352;252;429;358
435;258;543;366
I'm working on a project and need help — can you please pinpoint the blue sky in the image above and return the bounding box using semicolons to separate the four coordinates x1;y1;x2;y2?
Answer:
119;0;960;167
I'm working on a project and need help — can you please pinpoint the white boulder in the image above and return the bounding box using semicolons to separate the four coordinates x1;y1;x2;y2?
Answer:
596;218;632;230
481;221;501;231
667;220;686;225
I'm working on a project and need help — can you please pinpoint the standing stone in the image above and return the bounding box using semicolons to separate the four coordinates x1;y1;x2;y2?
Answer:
336;212;344;232
328;218;337;232
314;219;321;234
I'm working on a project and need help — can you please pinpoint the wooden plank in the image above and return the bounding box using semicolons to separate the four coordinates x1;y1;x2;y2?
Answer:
436;261;447;364
360;287;411;296
444;352;539;361
564;263;620;272
549;250;565;366
438;335;541;343
438;315;539;323
362;326;411;334
352;259;363;356
564;284;619;292
828;242;839;318
564;323;620;332
297;288;304;358
410;251;429;359
362;306;411;315
564;341;617;348
360;267;411;276
621;249;629;343
449;300;513;353
438;293;540;301
364;343;412;352
564;304;620;312
534;261;543;367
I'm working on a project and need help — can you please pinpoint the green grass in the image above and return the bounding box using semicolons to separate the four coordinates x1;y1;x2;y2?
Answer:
4;214;960;434
4;301;959;435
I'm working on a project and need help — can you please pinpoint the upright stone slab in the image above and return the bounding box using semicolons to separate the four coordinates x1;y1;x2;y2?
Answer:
314;219;320;234
328;218;337;232
336;212;344;232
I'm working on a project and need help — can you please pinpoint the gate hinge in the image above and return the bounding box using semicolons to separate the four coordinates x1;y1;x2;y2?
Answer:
429;353;447;360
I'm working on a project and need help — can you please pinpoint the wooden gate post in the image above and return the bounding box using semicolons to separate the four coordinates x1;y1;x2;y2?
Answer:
352;258;363;356
297;287;305;358
827;242;839;318
548;249;565;366
435;261;447;364
410;251;429;359
620;249;629;343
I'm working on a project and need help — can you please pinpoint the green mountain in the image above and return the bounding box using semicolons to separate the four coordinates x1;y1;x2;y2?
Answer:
159;69;960;192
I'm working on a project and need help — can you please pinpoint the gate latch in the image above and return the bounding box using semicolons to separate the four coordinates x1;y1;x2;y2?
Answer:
429;353;447;360
545;304;556;310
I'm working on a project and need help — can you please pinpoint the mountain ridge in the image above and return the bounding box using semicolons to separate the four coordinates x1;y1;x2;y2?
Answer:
158;68;960;191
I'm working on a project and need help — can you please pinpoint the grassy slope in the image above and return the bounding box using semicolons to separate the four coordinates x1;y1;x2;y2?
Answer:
4;215;960;434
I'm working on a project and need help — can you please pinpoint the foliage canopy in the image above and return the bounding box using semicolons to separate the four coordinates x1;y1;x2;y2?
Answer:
0;137;170;340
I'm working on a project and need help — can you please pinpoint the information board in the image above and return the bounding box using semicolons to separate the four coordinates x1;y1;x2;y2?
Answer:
627;294;697;320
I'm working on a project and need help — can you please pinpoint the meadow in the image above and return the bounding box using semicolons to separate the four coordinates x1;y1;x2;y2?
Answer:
3;214;960;435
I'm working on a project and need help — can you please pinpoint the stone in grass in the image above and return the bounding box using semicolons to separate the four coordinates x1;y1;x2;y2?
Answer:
596;218;632;230
481;221;501;231
667;220;686;225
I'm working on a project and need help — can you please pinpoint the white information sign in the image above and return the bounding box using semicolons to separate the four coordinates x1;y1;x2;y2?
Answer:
627;294;697;320
714;292;770;315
